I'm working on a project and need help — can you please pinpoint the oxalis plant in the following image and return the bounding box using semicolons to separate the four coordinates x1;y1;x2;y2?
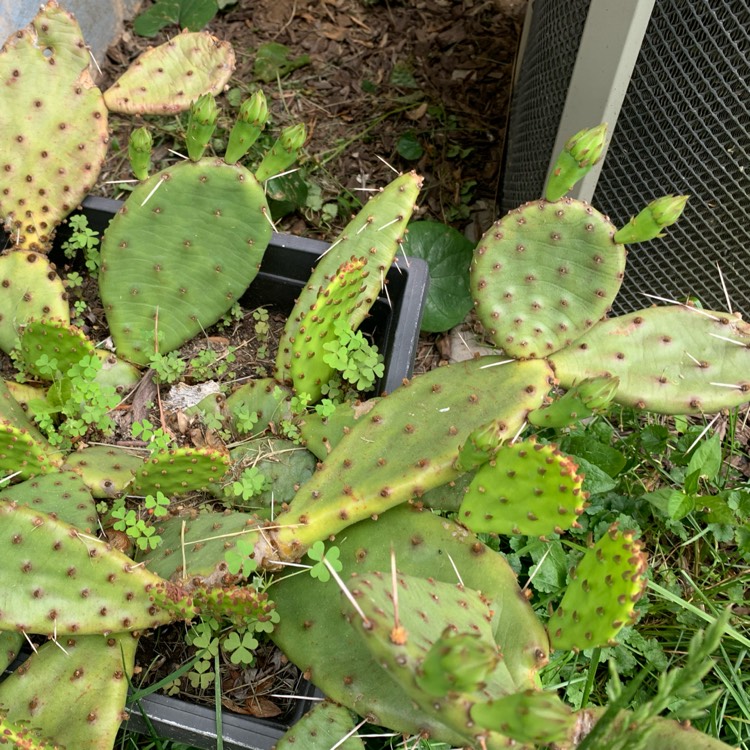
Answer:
0;4;749;750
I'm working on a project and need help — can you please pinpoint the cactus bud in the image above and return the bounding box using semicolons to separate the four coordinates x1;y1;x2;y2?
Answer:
613;194;689;244
186;93;219;161
224;91;269;164
545;123;608;202
255;122;307;182
279;123;306;152
128;126;153;181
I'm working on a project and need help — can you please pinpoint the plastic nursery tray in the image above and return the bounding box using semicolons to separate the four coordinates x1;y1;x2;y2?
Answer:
47;196;427;749
68;195;430;396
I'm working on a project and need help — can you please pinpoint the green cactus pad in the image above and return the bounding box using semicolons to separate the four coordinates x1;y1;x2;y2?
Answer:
133;447;229;497
0;470;96;531
459;439;587;537
0;633;136;750
548;524;648;651
138;508;260;585
550;305;750;414
471;689;575;745
62;445;142;498
527;375;619;429
471;198;625;358
224;378;292;436
0;420;62;483
275;700;364;750
16;318;95;379
103;32;235;115
267;357;552;561
99;159;271;365
0;631;23;672
287;256;371;401
275;171;422;385
0;714;59;749
298;397;379;459
4;380;48;421
0;0;108;251
0;503;196;635
228;438;317;512
345;571;516;748
272;505;549;743
0;251;69;354
94;351;142;395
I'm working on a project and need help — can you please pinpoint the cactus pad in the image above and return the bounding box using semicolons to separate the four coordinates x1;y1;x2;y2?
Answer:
459;439;587;537
16;318;94;379
133;447;229;497
0;251;69;354
0;633;136;750
548;524;648;651
0;421;61;483
99;159;271;364
275;700;364;750
0;503;195;635
62;445;141;498
471;198;625;358
103;32;235;115
0;470;96;531
0;1;109;251
550;305;750;414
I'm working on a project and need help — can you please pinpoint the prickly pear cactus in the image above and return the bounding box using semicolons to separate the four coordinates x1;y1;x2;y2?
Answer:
275;171;422;386
16;318;95;379
275;700;365;749
459;439;587;537
99;159;272;365
0;0;108;251
0;633;136;750
265;357;553;562
550;305;750;414
102;31;235;115
62;445;142;498
0;470;97;532
471;197;625;358
133;447;230;497
0;420;62;482
0;251;69;355
548;523;648;651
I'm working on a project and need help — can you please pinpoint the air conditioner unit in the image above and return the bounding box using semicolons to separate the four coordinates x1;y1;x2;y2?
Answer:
502;0;749;314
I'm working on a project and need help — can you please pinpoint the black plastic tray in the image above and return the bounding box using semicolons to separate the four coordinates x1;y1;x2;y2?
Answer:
27;195;428;748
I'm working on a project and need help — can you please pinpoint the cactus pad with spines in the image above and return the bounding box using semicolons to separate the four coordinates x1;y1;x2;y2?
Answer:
275;171;422;384
0;421;61;482
459;439;587;537
0;470;97;531
0;503;198;635
99;159;272;365
344;570;516;748
298;397;379;459
275;700;365;750
0;631;23;672
548;523;648;651
272;505;549;742
62;445;141;498
138;509;260;585
16;318;95;379
0;633;136;750
103;32;235;115
471;198;625;358
0;251;69;354
133;447;230;497
471;689;575;745
528;375;620;429
549;305;750;414
287;255;370;401
0;0;108;251
266;357;553;561
224;379;292;436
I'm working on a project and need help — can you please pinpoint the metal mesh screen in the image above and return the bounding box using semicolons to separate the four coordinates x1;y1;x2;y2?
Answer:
500;0;591;212
594;0;750;315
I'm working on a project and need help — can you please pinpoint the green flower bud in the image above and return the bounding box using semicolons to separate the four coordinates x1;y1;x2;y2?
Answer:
545;123;608;202
279;123;306;152
190;93;219;126
576;375;620;410
186;94;219;161
128;126;153;181
239;90;268;125
614;194;689;244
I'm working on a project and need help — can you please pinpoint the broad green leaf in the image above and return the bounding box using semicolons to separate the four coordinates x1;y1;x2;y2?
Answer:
396;132;423;160
686;432;722;483
667;490;695;521
179;0;220;31
133;0;181;36
400;220;474;332
254;42;310;82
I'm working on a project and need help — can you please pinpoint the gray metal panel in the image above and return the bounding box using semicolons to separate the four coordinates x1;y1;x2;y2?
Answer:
594;0;750;315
